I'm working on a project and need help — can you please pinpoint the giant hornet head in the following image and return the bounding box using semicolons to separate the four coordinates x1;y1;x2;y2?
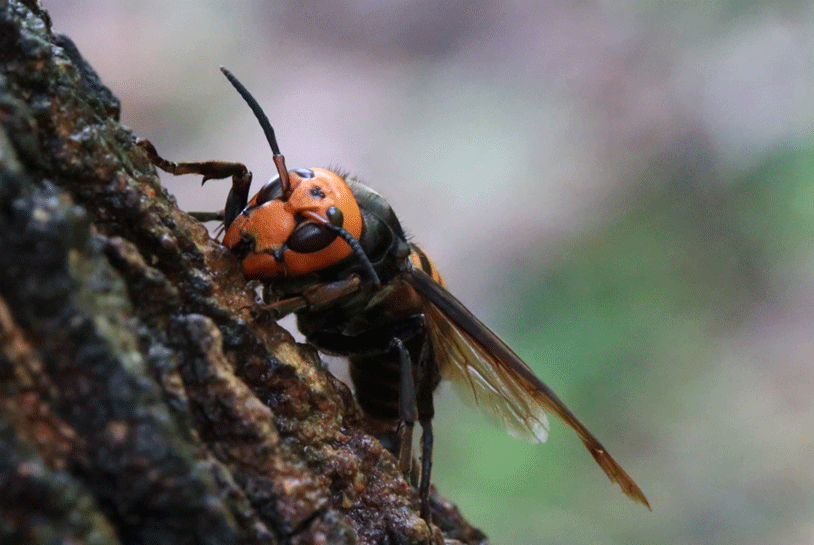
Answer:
223;167;363;277
207;68;380;287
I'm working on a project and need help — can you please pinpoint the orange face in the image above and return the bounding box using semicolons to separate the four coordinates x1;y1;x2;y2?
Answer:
222;168;363;279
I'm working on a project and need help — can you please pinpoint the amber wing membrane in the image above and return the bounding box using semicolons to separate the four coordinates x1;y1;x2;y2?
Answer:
424;301;551;443
405;268;650;509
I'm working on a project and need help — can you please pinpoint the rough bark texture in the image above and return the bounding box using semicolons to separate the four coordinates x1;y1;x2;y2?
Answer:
0;2;487;544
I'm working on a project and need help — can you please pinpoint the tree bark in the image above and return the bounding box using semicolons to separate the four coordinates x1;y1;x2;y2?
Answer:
0;2;486;544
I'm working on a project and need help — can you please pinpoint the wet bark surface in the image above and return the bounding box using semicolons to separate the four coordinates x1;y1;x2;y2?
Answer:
0;2;487;544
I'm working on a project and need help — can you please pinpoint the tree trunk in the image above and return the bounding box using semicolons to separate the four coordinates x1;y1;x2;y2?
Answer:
0;2;486;543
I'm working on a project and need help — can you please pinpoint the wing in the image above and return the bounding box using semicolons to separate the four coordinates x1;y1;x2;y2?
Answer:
404;267;650;509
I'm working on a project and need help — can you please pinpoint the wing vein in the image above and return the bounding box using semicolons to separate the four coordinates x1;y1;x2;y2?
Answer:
404;267;650;509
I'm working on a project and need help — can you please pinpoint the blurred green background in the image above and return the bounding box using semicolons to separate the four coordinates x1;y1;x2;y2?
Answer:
50;1;814;543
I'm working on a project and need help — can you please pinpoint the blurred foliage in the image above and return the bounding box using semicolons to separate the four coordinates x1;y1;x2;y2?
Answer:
505;145;813;383
437;145;814;543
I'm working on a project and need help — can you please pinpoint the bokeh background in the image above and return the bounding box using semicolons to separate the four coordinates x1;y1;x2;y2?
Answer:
48;1;814;543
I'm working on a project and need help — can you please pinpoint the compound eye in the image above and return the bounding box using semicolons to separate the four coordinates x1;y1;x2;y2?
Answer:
286;222;338;253
293;168;315;179
285;206;346;254
254;175;281;205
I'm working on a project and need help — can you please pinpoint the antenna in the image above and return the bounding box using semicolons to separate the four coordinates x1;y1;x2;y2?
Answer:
220;66;292;200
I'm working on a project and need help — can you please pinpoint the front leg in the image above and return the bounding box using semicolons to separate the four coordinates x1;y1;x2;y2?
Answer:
252;275;363;322
136;138;252;229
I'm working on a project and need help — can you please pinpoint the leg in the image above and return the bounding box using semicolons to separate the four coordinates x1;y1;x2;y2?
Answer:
416;343;435;525
395;333;435;527
418;418;433;523
136;138;252;229
253;275;363;322
391;338;418;476
392;337;435;529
